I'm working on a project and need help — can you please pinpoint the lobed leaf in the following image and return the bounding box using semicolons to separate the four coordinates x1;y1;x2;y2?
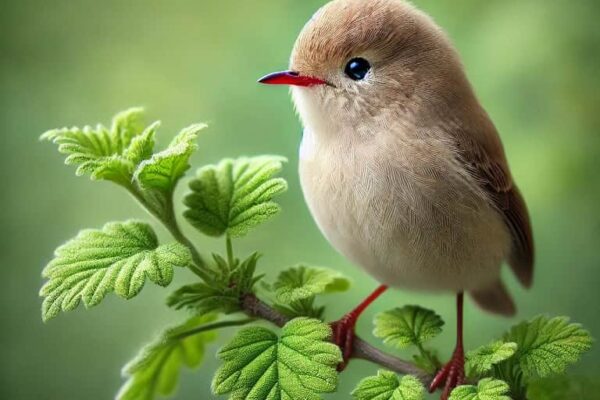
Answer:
167;252;262;314
212;318;341;399
351;370;425;400
184;156;287;238
273;265;351;304
41;107;154;186
110;107;147;152
466;341;517;377
374;306;444;349
167;282;240;315
117;314;217;400
134;123;206;196
40;220;191;321
124;121;158;165
272;299;326;320
504;315;593;379
449;378;511;400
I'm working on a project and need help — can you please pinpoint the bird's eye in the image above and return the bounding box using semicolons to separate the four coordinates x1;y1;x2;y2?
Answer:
344;58;371;81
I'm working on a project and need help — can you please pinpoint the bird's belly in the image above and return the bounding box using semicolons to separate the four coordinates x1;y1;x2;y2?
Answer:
299;143;511;292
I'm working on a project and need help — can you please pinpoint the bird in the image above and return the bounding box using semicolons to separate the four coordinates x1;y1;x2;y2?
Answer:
258;0;534;398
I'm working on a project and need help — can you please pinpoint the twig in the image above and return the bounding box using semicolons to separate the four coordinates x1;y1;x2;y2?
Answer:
242;294;433;385
172;318;255;341
130;181;434;385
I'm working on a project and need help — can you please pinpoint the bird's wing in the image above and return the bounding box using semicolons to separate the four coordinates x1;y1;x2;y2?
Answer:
458;134;534;288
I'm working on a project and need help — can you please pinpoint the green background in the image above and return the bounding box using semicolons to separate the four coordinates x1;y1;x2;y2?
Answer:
1;0;599;398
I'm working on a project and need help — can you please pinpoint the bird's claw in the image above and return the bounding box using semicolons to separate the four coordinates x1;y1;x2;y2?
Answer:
429;345;465;400
330;315;357;371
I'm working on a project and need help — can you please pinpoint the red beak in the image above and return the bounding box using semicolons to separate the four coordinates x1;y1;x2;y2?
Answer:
258;70;328;87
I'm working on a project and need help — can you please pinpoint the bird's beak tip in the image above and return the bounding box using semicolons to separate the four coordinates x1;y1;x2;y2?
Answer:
258;70;328;87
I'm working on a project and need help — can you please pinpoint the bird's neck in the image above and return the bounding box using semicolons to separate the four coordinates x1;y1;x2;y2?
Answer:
292;87;409;145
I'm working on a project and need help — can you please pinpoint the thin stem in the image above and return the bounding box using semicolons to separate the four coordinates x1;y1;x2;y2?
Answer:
171;318;255;341
416;343;427;359
163;194;207;270
125;183;165;224
126;184;207;275
416;342;440;370
226;235;234;268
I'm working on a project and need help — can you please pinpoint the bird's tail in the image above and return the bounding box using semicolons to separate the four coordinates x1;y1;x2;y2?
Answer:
469;280;516;317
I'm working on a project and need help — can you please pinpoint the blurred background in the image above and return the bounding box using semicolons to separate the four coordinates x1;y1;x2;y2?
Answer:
1;0;599;399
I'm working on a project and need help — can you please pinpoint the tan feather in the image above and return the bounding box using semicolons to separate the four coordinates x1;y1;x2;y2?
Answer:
456;134;535;288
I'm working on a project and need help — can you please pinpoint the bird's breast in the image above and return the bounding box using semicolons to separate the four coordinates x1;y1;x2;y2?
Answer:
298;128;511;292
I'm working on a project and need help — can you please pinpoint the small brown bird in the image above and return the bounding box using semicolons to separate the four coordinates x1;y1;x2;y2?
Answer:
259;0;534;397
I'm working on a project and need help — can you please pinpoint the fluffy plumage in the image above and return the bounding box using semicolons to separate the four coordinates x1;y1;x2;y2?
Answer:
289;0;534;316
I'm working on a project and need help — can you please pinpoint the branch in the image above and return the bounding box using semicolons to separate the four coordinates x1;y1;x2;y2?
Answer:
171;318;255;341
135;181;434;385
242;294;434;385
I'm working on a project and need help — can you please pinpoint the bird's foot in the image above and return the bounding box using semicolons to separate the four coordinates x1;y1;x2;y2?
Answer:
330;314;357;371
429;345;465;400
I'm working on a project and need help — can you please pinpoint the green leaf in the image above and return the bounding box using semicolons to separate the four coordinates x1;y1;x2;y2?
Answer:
124;121;158;165
504;316;593;378
273;298;326;320
212;318;341;399
40;220;191;321
134;123;205;196
111;107;147;152
267;265;350;319
41;107;155;186
351;370;425;400
273;265;351;304
117;314;217;400
466;341;517;377
449;378;511;400
167;252;262;314
184;155;287;238
374;306;444;349
167;282;241;314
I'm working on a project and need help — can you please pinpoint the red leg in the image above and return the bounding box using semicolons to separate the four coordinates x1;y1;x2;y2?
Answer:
429;292;466;400
331;284;388;370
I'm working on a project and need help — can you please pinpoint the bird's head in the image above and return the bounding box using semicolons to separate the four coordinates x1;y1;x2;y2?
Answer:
259;0;469;137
